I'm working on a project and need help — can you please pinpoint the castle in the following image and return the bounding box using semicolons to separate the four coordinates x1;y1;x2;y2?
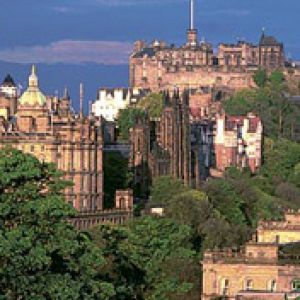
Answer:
129;0;285;93
202;211;300;300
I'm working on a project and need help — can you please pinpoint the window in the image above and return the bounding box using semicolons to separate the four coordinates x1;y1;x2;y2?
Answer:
268;279;276;292
220;278;229;295
245;279;253;291
30;145;34;152
291;279;300;291
119;197;126;210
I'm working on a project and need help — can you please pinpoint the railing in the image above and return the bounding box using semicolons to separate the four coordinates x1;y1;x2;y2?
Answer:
69;209;133;229
203;251;278;264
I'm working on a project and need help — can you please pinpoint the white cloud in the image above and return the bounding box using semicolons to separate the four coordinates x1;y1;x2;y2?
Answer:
92;0;182;6
201;8;250;17
0;41;133;65
52;6;77;14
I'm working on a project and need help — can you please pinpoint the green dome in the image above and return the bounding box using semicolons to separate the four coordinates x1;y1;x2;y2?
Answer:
19;65;46;106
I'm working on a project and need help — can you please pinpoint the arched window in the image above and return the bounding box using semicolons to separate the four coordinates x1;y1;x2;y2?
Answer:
119;197;126;210
245;279;253;291
220;278;229;295
268;279;276;292
291;279;300;291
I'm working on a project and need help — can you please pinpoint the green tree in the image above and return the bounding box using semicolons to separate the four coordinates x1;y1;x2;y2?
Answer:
223;71;300;141
150;176;188;205
90;216;196;300
137;93;164;119
253;69;268;88
222;89;255;116
103;152;129;209
0;148;115;299
117;108;145;140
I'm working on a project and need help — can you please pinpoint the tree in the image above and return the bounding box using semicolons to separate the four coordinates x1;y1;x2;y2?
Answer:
103;152;129;209
0;148;115;299
117;108;145;140
90;216;196;300
137;93;164;119
253;69;268;88
222;89;255;116
269;70;285;85
223;71;300;141
150;176;188;205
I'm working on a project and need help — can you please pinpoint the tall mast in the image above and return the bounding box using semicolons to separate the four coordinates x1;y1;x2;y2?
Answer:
187;0;198;47
190;0;195;30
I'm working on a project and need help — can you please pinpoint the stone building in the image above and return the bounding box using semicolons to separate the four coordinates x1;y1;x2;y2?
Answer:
0;74;18;99
0;66;104;213
130;0;285;93
214;113;263;173
201;211;300;300
129;90;215;192
92;88;149;122
0;75;18;119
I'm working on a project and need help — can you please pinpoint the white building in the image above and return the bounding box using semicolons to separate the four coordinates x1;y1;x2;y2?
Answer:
0;75;18;98
92;88;148;122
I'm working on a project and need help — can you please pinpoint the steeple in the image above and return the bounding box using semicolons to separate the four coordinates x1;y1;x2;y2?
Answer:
187;0;198;47
63;87;70;100
29;64;38;88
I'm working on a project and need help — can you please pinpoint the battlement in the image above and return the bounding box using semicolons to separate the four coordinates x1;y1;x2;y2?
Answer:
258;210;300;231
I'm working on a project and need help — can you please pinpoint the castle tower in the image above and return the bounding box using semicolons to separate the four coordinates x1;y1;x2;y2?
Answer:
187;0;198;47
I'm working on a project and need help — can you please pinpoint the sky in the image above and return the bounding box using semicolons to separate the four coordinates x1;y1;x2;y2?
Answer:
0;0;299;112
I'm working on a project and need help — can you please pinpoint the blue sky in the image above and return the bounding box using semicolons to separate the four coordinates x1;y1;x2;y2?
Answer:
0;0;299;111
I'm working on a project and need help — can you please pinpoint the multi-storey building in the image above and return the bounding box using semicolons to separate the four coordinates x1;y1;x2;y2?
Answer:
214;113;263;173
130;0;285;93
129;91;263;193
202;210;300;300
92;88;149;122
129;90;215;193
0;66;104;213
0;74;18;99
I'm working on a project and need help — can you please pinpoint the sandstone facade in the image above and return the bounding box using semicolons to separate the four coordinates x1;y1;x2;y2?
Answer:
202;211;300;300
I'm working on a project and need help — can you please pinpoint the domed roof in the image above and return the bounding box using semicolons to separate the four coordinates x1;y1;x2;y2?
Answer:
19;65;46;106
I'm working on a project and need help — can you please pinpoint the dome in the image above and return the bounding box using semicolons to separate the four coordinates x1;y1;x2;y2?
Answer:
19;65;46;106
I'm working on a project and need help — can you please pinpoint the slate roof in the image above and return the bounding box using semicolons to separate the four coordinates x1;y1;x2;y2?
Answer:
132;47;156;58
1;74;16;87
260;33;282;46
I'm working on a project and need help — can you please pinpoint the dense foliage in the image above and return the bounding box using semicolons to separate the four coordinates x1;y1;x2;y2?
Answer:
0;148;115;299
117;107;145;140
90;216;198;300
223;70;300;141
103;152;129;208
137;93;164;119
